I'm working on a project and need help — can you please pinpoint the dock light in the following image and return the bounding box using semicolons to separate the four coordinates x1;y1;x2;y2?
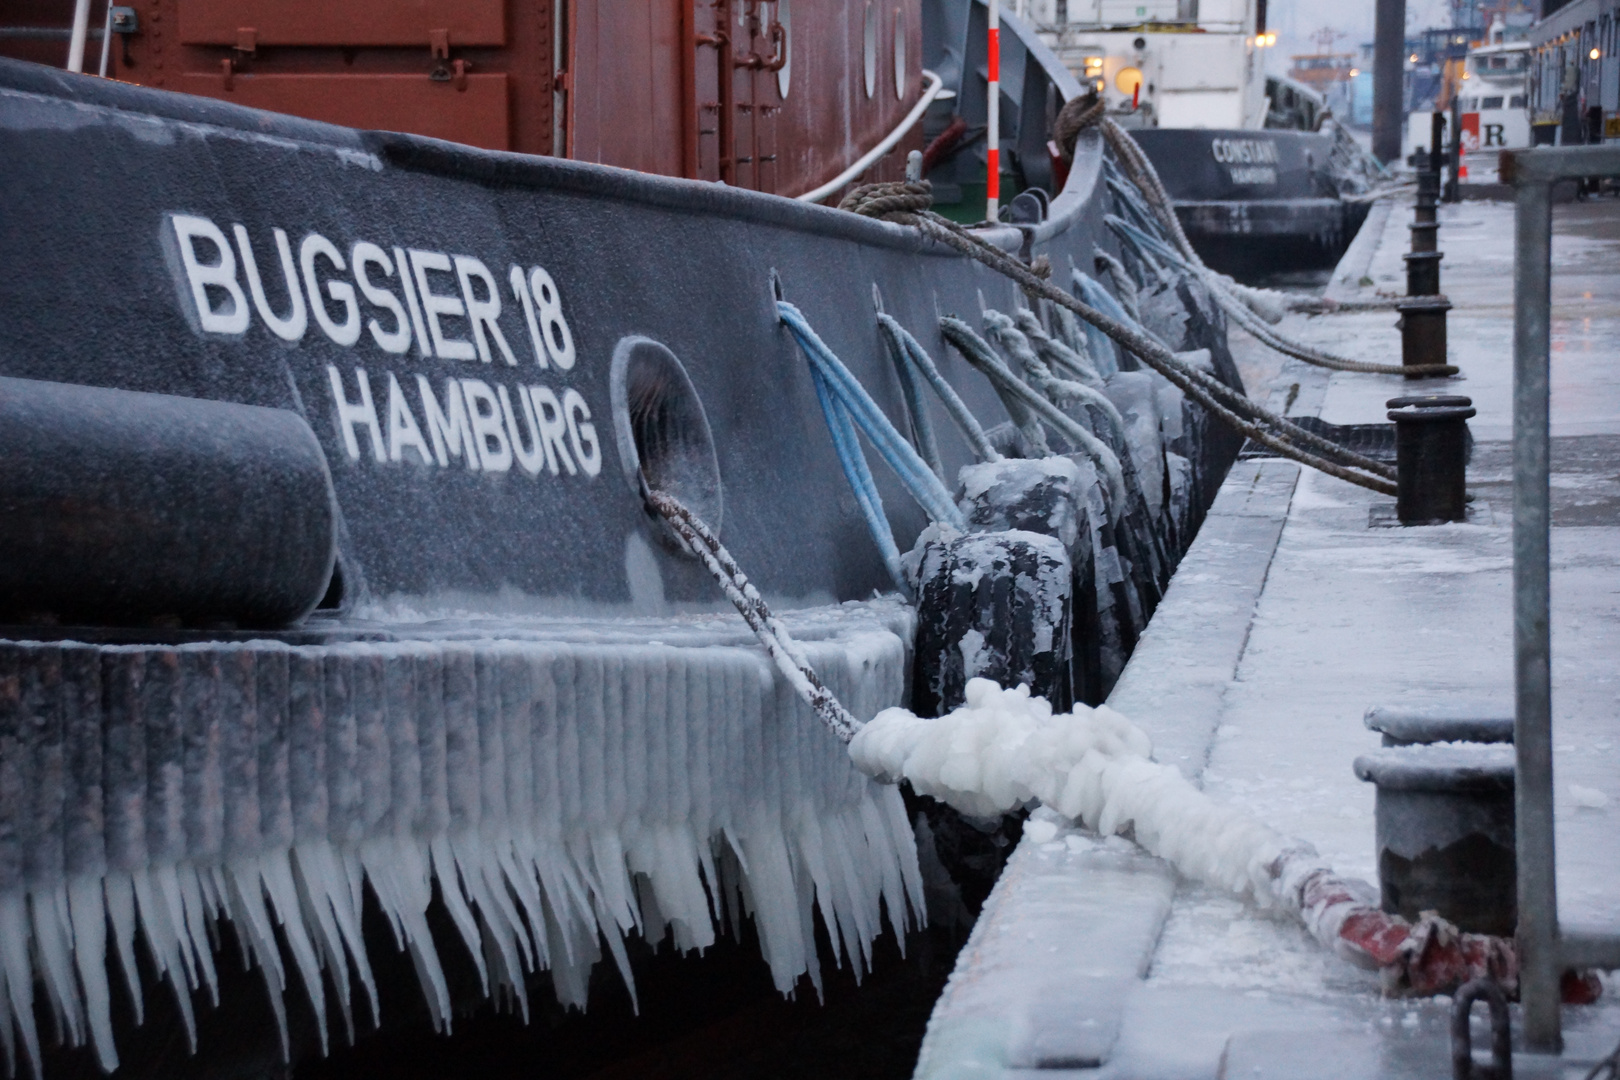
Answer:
1410;52;1419;61
1266;32;1276;45
1592;47;1602;60
1350;67;1360;76
1115;65;1143;93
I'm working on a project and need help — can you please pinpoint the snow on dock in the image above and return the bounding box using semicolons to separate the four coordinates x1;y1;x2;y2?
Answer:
914;194;1620;1078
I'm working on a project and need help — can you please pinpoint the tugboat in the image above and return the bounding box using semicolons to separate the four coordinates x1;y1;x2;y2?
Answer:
1026;5;1386;279
0;1;1252;1076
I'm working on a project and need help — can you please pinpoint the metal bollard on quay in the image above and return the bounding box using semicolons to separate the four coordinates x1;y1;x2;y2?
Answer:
1388;394;1474;524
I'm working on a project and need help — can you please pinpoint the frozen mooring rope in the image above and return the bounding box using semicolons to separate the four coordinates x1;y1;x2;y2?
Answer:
849;678;1520;998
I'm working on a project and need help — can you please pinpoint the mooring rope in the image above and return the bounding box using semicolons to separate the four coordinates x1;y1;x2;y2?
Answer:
1106;214;1457;378
836;170;1398;495
645;489;863;743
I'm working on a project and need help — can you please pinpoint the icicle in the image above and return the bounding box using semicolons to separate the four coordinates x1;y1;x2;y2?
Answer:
66;876;116;1072
0;894;40;1078
259;849;330;1055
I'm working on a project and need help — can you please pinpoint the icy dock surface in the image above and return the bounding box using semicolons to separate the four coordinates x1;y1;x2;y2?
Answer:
916;196;1620;1079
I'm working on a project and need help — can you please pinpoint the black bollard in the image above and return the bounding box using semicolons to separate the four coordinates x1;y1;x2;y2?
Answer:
1388;394;1474;523
1409;219;1441;253
1405;250;1444;295
1396;297;1453;377
1354;743;1516;936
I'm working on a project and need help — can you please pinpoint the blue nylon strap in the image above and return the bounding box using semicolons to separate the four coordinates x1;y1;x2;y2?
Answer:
777;301;973;597
876;313;1001;466
778;302;966;531
805;362;909;594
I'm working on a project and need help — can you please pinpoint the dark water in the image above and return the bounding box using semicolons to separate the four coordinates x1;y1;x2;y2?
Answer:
1240;267;1334;295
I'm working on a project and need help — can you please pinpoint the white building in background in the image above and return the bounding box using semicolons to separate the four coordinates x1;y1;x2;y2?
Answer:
1020;0;1270;128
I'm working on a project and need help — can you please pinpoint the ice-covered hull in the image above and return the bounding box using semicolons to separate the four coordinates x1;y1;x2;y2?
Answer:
0;51;1241;1075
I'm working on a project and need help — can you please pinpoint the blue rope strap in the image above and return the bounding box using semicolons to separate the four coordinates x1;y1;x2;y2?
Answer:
777;301;968;594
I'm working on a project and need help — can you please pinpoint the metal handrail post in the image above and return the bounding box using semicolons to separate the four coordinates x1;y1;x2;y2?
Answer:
1511;169;1559;1054
1506;141;1620;1055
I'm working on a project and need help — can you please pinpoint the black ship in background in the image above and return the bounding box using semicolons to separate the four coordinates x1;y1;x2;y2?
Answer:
1024;1;1390;277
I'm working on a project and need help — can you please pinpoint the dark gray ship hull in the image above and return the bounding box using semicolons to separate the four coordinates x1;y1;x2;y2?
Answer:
0;51;1244;1079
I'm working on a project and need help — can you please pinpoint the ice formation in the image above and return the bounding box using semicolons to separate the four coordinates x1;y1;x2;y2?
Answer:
849;678;1290;898
850;679;1519;994
0;608;924;1075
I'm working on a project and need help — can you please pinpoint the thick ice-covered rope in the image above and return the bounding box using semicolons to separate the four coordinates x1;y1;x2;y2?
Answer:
645;489;863;743
849;679;1518;996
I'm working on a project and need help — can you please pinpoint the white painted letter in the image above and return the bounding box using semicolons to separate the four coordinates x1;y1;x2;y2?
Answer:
528;267;576;369
455;256;518;366
385;372;433;464
528;385;576;476
300;233;361;346
410;249;476;361
499;384;545;476
171;214;249;334
509;264;549;368
562;388;602;477
417;375;480;470
460;378;513;472
327;365;385;462
234;225;307;341
394;245;432;359
353;243;412;354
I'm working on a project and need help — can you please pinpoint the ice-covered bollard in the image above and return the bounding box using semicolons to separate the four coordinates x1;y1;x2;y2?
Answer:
1388;394;1475;523
1364;703;1513;747
1354;744;1517;937
909;529;1074;717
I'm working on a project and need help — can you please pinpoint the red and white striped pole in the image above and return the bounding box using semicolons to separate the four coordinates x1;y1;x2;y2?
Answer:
986;0;1000;222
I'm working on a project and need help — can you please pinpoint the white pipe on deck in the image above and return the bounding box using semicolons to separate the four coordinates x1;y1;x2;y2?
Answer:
66;0;93;72
797;69;946;204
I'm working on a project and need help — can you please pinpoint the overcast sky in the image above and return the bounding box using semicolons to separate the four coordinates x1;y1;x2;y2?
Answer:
1262;0;1454;73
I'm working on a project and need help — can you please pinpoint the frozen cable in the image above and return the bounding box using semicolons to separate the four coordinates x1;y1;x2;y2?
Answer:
644;489;863;743
939;316;1128;508
850;679;1519;997
1106;214;1458;378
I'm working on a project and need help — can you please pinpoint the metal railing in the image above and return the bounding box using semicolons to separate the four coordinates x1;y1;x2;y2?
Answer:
1506;143;1620;1054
